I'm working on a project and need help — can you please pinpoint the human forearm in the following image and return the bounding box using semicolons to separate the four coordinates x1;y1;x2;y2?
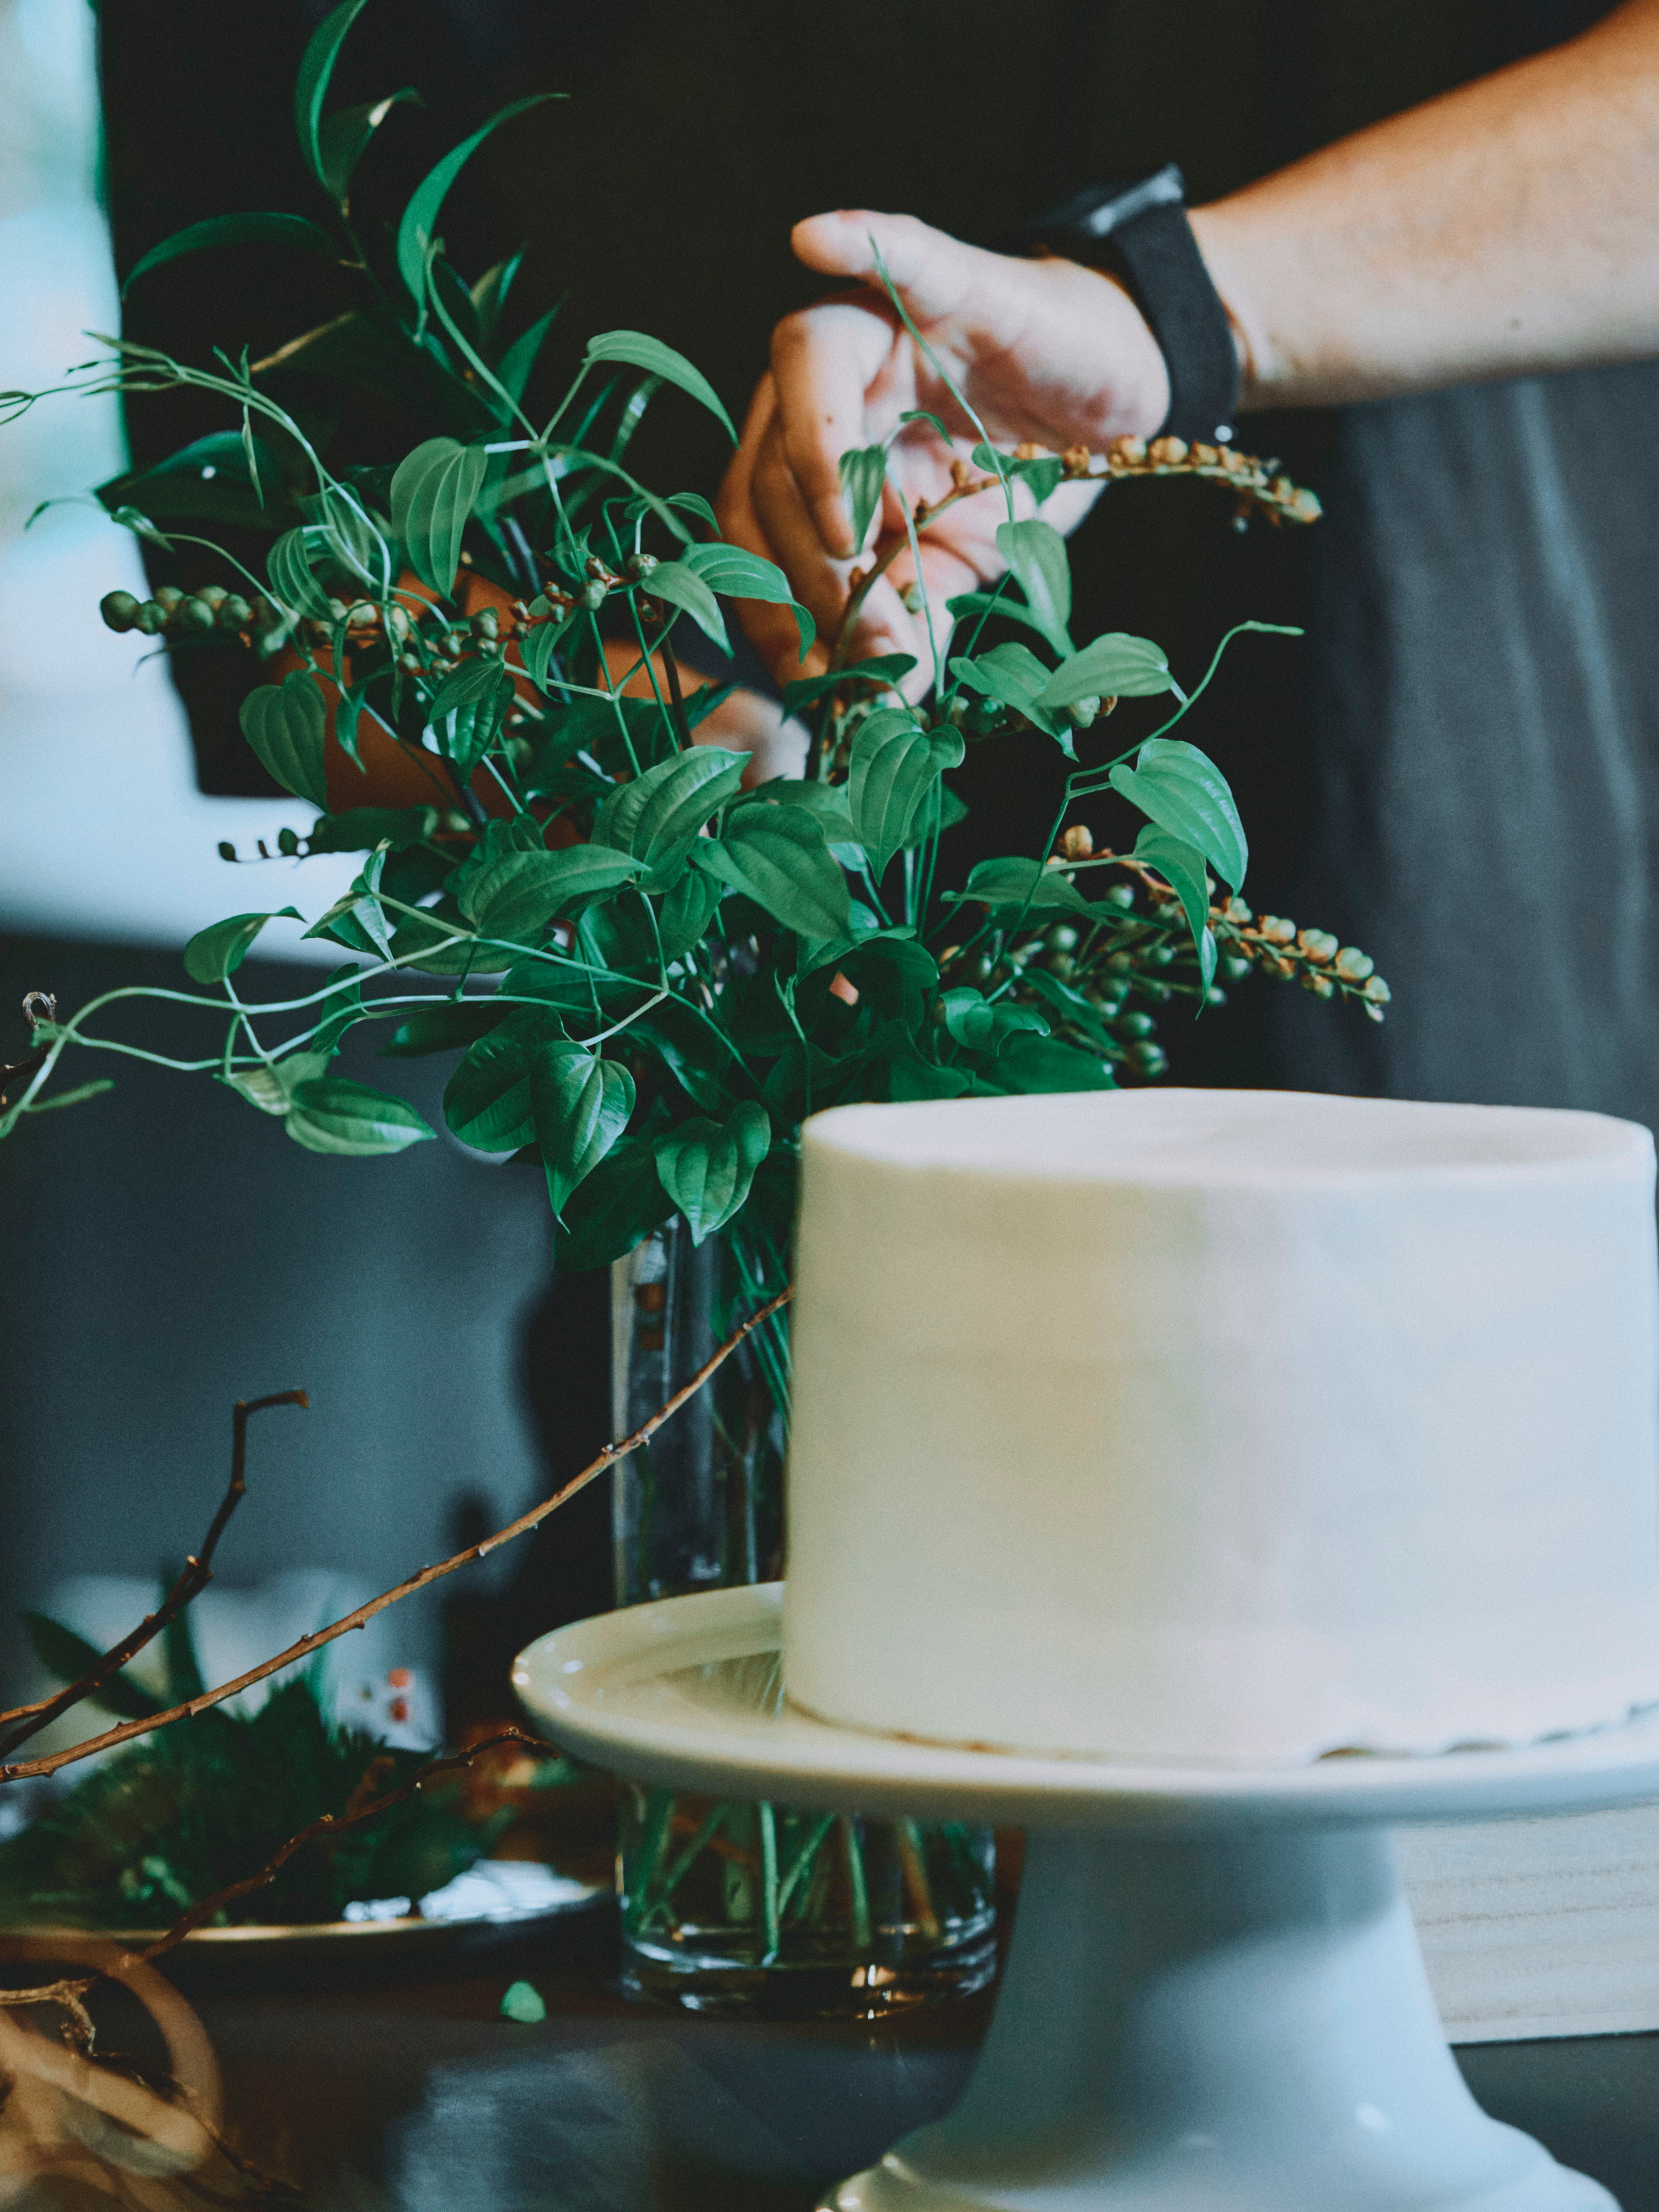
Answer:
1192;0;1659;408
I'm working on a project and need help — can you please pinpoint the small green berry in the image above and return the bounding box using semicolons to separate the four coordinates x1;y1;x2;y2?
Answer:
1222;954;1252;981
1335;946;1374;982
197;583;229;609
1117;1010;1155;1039
500;1979;546;2025
581;579;608;611
1128;1040;1168;1076
99;590;142;632
1046;925;1079;953
218;594;252;629
175;597;217;633
1049;953;1077;981
470;608;500;641
133;601;167;635
1364;975;1392;1004
1102;885;1134;910
154;585;184;611
1146;943;1175;969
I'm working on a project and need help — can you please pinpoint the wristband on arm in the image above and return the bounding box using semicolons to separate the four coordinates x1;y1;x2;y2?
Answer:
1004;164;1240;446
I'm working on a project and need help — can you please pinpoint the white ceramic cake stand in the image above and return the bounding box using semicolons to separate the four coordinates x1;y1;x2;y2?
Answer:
514;1584;1659;2212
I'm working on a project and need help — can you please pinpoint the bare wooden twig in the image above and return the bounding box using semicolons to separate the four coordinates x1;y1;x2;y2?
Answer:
0;1287;792;1784
0;1391;309;1759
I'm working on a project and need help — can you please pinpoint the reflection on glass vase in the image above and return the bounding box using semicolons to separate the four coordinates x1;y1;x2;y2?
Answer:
611;1220;998;2016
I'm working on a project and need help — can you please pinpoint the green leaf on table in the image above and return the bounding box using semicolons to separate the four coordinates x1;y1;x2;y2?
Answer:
183;908;303;985
285;1077;436;1155
1110;737;1248;891
781;654;917;719
554;1135;675;1270
267;527;333;622
1038;633;1173;709
839;443;886;556
240;673;328;808
444;1028;540;1151
461;845;639;942
1133;824;1217;990
947;641;1066;743
295;0;372;192
640;559;728;653
122;212;339;296
580;331;737;442
846;712;964;877
532;1046;635;1214
391;438;490;597
594;745;746;880
694;807;852;942
994;518;1072;656
681;542;814;658
655;1100;771;1243
657;867;723;961
316;90;421;209
396;94;563;302
954;855;1094;917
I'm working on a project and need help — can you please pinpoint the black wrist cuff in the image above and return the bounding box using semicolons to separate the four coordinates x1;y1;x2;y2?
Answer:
1004;165;1241;447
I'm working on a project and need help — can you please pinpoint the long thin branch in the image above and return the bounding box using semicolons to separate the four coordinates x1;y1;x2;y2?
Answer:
0;1287;793;1783
0;1393;308;1758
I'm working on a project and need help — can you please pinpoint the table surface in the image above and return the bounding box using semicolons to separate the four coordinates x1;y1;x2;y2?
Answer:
43;1919;1659;2211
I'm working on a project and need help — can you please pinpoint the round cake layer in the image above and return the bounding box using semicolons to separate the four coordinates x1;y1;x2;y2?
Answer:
782;1091;1659;1763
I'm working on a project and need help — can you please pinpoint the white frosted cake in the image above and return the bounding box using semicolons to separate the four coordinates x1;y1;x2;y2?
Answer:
782;1089;1659;1763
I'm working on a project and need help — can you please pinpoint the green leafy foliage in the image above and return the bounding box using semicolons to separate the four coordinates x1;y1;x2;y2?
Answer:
580;331;737;442
183;909;303;984
286;1077;436;1155
595;745;746;880
0;1630;507;1930
654;1101;771;1243
1110;737;1249;891
395;94;563;303
641;558;729;652
681;542;814;656
847;712;964;876
1039;633;1172;707
697;807;852;942
994;518;1072;655
1133;826;1218;990
240;674;328;807
460;846;640;939
122;213;339;296
839;445;887;555
533;1046;636;1213
390;438;489;595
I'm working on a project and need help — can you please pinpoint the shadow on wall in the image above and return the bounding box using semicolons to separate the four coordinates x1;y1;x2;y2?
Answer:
0;937;611;1712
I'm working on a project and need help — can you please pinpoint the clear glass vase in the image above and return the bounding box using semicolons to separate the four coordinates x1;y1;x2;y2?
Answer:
610;1220;997;2016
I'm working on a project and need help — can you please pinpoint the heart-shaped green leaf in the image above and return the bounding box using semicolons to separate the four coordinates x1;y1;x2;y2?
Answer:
444;1029;539;1151
955;855;1095;917
266;526;333;621
1038;632;1172;708
846;712;965;876
240;672;328;807
286;1077;435;1155
460;845;641;940
594;745;747;875
995;517;1072;655
657;867;724;960
654;1100;771;1243
1110;737;1248;892
183;908;302;984
948;641;1066;744
1133;824;1217;990
425;655;515;777
694;807;852;942
554;1136;675;1271
532;1046;636;1213
391;437;489;597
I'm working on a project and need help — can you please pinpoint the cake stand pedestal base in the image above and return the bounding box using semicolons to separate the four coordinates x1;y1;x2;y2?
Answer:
515;1585;1659;2212
832;1826;1607;2212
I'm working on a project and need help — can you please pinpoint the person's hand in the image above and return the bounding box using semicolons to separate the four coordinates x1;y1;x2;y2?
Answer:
717;209;1171;686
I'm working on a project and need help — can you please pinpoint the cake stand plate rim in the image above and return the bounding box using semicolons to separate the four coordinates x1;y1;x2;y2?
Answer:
512;1584;1659;1830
